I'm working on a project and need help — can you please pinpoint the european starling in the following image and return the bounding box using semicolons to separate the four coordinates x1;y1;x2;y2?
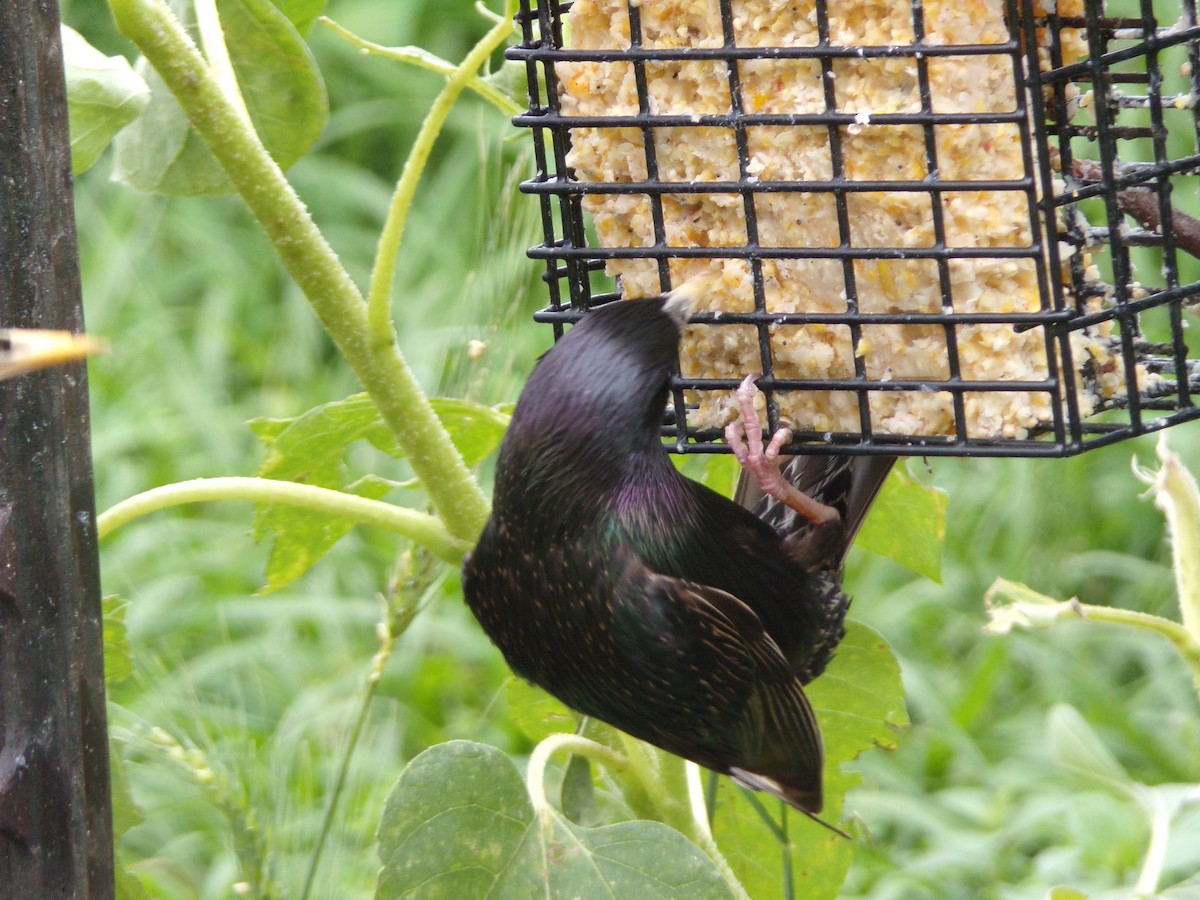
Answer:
462;286;892;815
0;329;106;380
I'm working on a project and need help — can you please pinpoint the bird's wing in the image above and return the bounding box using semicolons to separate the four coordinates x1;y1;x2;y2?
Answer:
609;555;825;810
735;454;895;570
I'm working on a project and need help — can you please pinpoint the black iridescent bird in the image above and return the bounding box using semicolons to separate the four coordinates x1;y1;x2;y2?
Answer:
462;285;892;815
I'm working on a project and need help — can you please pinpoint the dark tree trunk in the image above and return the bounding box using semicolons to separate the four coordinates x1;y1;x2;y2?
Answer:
0;1;115;897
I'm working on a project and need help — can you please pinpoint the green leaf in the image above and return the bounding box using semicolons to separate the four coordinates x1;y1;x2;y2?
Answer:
1047;704;1136;799
114;864;152;900
712;620;908;899
113;0;327;195
109;738;145;839
112;59;229;194
62;26;150;175
709;769;856;900
252;394;390;481
247;394;506;589
250;393;509;477
669;454;738;497
560;753;601;827
807;620;909;766
481;59;528;109
1161;872;1200;897
854;464;946;582
1046;888;1090;900
216;0;327;162
256;474;394;593
505;678;579;744
701;454;741;497
376;741;733;899
110;736;151;900
102;594;134;687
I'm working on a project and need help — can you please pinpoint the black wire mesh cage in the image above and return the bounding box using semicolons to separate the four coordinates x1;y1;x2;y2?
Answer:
508;0;1200;457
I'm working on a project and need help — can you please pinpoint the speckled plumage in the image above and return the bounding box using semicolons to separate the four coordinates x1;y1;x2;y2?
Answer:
462;294;891;813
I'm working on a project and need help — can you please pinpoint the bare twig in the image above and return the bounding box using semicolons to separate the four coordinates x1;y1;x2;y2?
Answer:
1071;158;1200;259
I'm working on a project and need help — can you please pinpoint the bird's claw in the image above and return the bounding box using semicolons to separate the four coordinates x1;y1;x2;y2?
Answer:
725;375;794;500
725;374;840;527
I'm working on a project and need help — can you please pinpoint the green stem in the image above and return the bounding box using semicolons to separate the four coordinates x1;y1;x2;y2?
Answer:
365;0;518;339
1143;436;1200;644
526;734;630;811
527;734;749;900
986;577;1200;698
192;0;250;124
1133;802;1171;898
1070;601;1200;695
614;732;671;819
685;762;713;838
690;814;750;900
654;747;698;832
97;477;469;565
475;0;505;25
107;0;491;542
319;17;521;116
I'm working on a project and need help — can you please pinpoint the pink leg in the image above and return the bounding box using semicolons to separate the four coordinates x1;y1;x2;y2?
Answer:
725;375;840;526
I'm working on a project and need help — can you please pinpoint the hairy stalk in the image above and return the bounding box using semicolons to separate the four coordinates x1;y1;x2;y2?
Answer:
526;734;631;811
1133;802;1171;898
97;477;469;564
985;578;1200;697
1135;436;1200;645
528;734;750;900
106;0;492;541
365;0;519;338
614;736;749;900
319;17;521;116
192;0;250;124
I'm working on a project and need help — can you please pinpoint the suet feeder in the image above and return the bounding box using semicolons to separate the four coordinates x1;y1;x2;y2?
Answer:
508;0;1200;457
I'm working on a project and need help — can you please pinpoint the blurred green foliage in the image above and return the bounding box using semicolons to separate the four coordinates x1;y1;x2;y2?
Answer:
63;0;1200;896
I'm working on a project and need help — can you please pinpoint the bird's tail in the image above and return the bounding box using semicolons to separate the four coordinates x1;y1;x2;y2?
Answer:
728;767;852;839
735;454;895;571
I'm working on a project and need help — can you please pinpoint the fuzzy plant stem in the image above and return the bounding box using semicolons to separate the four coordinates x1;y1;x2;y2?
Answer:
106;0;493;542
1133;801;1171;898
1139;436;1200;645
365;0;519;338
985;578;1200;697
97;477;469;564
527;734;750;900
318;17;520;119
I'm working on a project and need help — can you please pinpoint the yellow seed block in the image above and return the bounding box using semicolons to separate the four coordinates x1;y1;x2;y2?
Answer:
562;0;1125;440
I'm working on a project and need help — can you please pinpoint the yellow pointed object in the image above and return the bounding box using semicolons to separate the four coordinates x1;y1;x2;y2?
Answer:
0;329;108;381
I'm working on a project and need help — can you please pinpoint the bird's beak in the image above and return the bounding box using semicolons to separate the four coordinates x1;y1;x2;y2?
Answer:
662;272;721;328
0;329;108;381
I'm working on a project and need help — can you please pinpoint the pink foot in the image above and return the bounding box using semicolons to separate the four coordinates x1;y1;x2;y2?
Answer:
725;375;840;526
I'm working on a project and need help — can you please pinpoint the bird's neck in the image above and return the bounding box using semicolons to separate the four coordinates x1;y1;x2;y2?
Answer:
587;451;694;564
495;426;689;539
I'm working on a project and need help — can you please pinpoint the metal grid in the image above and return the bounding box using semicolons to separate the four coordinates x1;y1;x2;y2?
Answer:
508;0;1200;457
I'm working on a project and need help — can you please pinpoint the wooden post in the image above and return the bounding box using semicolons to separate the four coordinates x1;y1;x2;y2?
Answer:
0;1;115;896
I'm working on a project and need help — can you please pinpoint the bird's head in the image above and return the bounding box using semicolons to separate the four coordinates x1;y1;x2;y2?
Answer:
497;277;713;492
